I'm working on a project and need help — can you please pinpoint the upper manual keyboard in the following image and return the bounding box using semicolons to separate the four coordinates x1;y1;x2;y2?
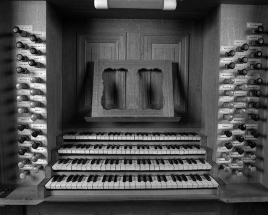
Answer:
63;132;201;141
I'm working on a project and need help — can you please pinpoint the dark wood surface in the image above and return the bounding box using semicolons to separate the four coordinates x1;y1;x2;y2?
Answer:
62;19;202;128
46;3;63;162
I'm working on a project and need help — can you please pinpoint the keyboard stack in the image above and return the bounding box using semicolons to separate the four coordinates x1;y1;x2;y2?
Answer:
44;131;219;196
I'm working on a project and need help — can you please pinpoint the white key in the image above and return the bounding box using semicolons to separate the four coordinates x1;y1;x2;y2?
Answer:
45;177;56;189
118;176;125;189
71;176;80;189
129;176;136;189
76;176;86;189
61;160;72;170
52;160;64;170
166;176;176;188
152;176;162;189
81;176;89;189
59;176;68;189
187;176;198;188
113;176;120;189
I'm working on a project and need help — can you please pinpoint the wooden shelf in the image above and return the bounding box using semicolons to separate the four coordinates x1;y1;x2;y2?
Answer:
84;117;181;122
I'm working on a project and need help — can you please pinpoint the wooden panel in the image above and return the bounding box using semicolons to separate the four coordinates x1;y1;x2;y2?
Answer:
46;2;63;168
127;33;141;60
202;7;221;161
77;34;126;116
143;34;189;115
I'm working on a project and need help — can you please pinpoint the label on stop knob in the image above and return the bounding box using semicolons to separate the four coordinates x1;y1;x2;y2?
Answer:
17;117;31;123
244;135;257;140
30;124;47;129
243;146;256;152
218;124;234;129
242;157;256;163
19;164;34;170
228;163;243;169
230;152;244;158
216;158;231;164
230;118;246;124
245;124;258;129
217;135;232;141
217;147;232;152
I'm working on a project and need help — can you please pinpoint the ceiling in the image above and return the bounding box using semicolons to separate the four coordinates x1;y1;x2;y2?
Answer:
22;0;268;20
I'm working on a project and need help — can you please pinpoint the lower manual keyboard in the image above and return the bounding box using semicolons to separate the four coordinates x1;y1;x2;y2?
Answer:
52;158;212;171
45;174;218;190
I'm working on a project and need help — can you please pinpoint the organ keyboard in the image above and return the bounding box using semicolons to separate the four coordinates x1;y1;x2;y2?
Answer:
43;131;219;196
45;174;218;190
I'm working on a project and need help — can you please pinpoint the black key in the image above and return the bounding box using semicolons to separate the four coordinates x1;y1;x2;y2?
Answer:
171;174;176;182
147;159;151;165
72;174;79;182
97;159;101;164
102;175;107;182
177;159;183;164
82;159;87;164
203;174;211;181
66;175;74;182
123;175;126;182
190;174;196;181
129;175;132;182
173;159;178;165
187;145;193;149
85;145;90;149
186;159;192;164
58;159;64;164
124;159;127;165
114;175;118;182
162;175;167;182
199;158;205;164
175;175;182;182
77;159;83;164
195;174;202;181
91;159;96;164
169;159;173;164
108;175;112;182
143;175;147;182
160;159;165;165
76;144;81;148
78;175;84;182
148;175;153;182
195;145;201;149
138;175;141;182
63;159;70;164
191;159;197;164
155;159;160;165
57;175;65;182
71;159;78;164
105;159;109;165
137;159;141;165
157;175;161;182
87;175;93;182
181;174;188;181
129;159;132;165
94;145;98;149
116;159;119;165
81;145;85;149
93;175;99;182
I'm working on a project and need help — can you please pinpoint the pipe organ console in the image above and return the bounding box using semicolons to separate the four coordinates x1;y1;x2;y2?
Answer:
1;1;268;215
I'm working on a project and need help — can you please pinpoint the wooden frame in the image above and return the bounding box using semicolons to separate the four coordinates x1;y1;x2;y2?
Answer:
91;60;174;117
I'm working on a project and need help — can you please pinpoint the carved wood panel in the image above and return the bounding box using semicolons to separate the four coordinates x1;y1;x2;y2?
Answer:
142;34;189;114
77;34;126;116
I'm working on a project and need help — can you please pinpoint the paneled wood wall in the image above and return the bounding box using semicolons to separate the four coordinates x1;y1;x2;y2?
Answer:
62;19;203;129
